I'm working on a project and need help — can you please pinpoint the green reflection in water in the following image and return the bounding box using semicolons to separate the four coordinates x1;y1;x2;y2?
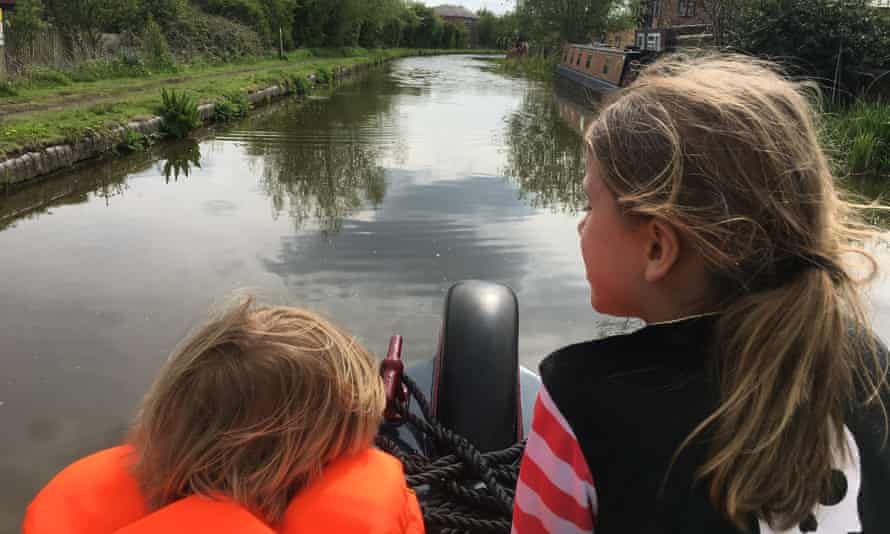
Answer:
0;153;141;232
503;85;595;214
245;78;400;234
507;82;890;232
162;140;202;183
0;139;205;232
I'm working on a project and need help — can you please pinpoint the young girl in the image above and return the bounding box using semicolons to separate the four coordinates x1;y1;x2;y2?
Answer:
25;299;423;533
513;55;890;533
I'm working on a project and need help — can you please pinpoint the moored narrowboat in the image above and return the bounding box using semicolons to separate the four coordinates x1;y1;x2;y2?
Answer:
556;44;643;95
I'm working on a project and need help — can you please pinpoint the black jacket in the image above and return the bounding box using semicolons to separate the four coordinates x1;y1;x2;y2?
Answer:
540;316;890;533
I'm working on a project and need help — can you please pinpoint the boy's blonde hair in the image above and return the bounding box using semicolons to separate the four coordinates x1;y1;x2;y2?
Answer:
587;55;886;529
129;298;385;524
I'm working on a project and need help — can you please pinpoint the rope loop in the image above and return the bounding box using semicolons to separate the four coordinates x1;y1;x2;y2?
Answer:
375;373;526;533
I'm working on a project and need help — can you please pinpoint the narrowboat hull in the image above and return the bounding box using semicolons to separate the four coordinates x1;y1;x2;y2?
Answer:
555;64;620;95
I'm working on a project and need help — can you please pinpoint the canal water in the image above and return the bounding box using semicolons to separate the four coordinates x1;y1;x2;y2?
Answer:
1;55;889;530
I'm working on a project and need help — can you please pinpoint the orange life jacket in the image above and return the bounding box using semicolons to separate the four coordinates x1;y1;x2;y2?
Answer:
23;445;424;534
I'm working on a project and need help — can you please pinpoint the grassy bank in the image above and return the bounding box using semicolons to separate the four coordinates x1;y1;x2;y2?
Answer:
488;56;557;82
824;100;890;181
0;48;495;158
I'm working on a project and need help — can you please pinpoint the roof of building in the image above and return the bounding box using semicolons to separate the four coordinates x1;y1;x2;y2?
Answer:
433;5;479;20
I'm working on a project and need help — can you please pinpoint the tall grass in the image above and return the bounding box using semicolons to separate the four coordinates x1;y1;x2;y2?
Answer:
498;55;557;81
824;100;890;179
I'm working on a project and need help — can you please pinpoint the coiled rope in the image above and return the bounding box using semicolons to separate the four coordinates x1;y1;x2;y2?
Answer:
375;374;526;533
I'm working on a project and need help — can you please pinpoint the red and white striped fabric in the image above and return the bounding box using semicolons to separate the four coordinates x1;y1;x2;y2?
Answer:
512;387;597;534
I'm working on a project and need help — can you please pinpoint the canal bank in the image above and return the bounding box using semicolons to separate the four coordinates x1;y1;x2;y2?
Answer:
0;50;500;191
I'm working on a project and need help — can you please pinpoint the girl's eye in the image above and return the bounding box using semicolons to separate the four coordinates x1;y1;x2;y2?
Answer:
582;205;592;212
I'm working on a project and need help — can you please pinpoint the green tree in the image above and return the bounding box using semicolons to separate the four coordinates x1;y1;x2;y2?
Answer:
728;0;889;97
494;11;519;48
603;0;639;33
43;0;122;51
194;0;296;47
475;9;498;48
292;0;370;47
519;0;617;46
441;21;468;48
408;3;443;48
7;0;48;50
143;14;175;68
293;0;333;47
699;0;745;46
358;0;406;48
140;0;187;28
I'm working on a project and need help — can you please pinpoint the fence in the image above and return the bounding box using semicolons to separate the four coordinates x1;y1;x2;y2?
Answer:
3;24;122;78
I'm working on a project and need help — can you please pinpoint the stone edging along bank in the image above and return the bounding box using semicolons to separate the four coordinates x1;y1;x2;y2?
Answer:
0;62;367;191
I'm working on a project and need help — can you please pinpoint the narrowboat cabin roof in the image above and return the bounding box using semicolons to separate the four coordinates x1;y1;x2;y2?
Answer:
564;43;638;55
556;43;643;96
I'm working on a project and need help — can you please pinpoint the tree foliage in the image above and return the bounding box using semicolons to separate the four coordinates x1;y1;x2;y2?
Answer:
7;0;48;49
28;0;515;71
193;0;297;48
475;9;498;48
519;0;618;46
726;0;890;95
290;0;488;49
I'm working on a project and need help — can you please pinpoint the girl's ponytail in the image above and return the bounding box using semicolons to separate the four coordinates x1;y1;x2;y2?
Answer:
701;263;862;528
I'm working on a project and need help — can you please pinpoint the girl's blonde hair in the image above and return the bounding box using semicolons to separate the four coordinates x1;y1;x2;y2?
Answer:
586;54;887;530
129;297;385;524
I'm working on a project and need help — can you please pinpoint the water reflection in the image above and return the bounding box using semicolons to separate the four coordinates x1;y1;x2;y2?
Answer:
503;87;593;213
229;76;402;234
0;155;141;232
162;140;202;183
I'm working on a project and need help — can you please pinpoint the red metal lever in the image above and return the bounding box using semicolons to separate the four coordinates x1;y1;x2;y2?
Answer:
381;335;409;423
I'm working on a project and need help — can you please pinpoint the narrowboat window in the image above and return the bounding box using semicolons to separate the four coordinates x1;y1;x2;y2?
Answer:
576;54;582;66
586;55;592;69
603;63;609;74
678;0;696;17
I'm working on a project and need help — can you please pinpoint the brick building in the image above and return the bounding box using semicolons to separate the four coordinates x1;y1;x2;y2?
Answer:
644;0;711;30
432;5;479;27
636;0;713;51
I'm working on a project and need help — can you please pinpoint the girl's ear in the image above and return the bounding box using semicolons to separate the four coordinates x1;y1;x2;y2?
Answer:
643;218;681;283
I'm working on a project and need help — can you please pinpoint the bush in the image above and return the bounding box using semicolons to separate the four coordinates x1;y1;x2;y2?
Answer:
214;92;250;121
67;58;151;82
7;0;47;50
118;129;151;153
143;15;176;70
159;88;202;139
291;75;313;96
193;0;296;48
728;0;889;97
314;65;334;86
499;56;556;81
308;47;368;58
0;83;19;97
165;6;263;62
24;66;72;87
